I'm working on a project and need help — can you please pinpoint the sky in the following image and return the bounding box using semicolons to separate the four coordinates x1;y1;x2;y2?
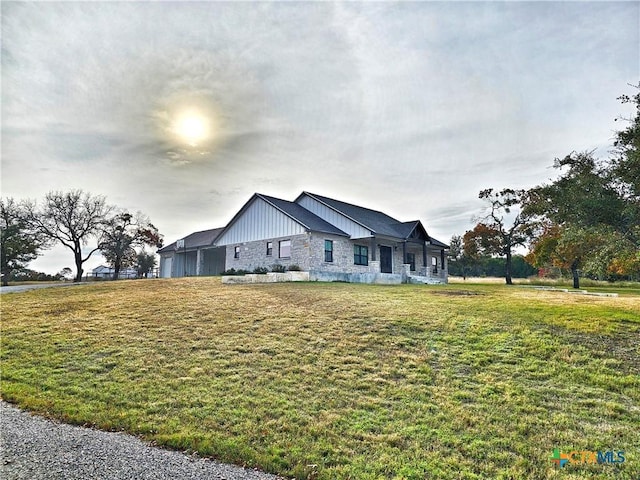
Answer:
2;1;638;275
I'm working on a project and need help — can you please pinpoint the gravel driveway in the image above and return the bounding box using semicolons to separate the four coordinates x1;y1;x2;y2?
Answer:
0;283;87;294
0;402;284;480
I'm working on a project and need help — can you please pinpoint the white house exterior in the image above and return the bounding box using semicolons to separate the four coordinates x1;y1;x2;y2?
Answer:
91;265;138;279
158;192;448;284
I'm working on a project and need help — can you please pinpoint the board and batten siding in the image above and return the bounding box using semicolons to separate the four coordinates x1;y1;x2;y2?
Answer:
297;194;371;239
216;197;306;245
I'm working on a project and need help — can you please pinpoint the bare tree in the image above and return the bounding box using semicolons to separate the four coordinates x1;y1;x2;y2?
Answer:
28;190;113;282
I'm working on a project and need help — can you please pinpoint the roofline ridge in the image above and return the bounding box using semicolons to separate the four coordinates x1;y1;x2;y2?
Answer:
299;191;376;234
304;191;399;219
256;193;312;232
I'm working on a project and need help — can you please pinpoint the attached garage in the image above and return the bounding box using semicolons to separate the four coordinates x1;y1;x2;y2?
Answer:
158;227;225;278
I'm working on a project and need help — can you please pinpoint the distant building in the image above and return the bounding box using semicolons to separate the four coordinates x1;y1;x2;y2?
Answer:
91;265;138;279
158;192;448;284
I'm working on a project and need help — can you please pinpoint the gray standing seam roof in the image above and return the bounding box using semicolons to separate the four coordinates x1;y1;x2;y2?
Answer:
258;194;349;237
300;192;417;238
158;192;449;254
157;227;224;253
302;193;449;247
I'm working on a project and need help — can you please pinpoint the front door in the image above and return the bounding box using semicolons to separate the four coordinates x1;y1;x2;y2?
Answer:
380;246;393;273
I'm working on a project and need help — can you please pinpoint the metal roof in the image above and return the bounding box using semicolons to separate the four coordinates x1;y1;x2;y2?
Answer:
159;193;449;253
299;193;447;247
158;227;224;253
257;194;349;236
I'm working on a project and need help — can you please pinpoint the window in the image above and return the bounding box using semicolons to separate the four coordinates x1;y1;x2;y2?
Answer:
432;256;438;274
407;253;416;271
266;242;273;256
324;240;333;262
234;246;240;259
279;239;291;258
354;245;368;266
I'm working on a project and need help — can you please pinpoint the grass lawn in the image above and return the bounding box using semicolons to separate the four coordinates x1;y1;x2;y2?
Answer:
2;278;639;479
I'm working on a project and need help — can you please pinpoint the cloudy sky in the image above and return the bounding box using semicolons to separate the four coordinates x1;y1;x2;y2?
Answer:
2;1;638;274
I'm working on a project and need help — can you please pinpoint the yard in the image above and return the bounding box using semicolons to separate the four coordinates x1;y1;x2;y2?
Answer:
1;278;638;479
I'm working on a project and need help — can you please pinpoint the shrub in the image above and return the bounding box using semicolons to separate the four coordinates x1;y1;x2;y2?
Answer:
222;268;250;276
253;267;269;274
271;264;286;273
288;264;302;271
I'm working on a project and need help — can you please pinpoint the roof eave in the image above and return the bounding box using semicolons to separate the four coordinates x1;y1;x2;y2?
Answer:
257;193;313;231
298;191;376;234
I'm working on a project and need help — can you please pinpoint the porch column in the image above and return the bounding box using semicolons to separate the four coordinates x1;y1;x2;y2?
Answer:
422;242;427;271
196;249;202;276
370;236;377;261
402;241;407;264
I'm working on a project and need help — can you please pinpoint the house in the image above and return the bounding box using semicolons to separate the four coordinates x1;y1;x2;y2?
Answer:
158;192;449;284
91;265;138;279
157;227;225;277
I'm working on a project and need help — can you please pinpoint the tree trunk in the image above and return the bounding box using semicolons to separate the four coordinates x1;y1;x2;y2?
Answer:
571;259;580;289
505;250;513;285
112;258;121;281
73;245;83;283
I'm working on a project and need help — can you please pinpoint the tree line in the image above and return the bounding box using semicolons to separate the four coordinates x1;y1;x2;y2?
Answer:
1;190;163;286
449;85;639;288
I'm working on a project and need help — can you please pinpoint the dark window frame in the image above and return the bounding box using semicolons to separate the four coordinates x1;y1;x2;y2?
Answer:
266;242;273;256
234;246;240;259
354;245;368;266
279;239;291;259
324;240;334;263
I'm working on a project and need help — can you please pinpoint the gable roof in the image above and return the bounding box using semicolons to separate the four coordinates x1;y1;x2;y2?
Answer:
298;192;399;235
394;221;426;240
158;227;224;253
428;237;449;249
160;192;449;252
257;194;348;237
297;192;434;240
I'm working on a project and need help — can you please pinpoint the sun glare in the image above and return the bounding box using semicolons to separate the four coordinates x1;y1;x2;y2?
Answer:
173;111;210;146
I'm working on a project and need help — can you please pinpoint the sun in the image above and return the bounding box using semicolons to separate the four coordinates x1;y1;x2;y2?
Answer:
173;111;210;146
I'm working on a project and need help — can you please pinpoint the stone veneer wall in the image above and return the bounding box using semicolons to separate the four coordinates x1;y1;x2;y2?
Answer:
308;234;375;274
223;231;447;280
225;233;311;272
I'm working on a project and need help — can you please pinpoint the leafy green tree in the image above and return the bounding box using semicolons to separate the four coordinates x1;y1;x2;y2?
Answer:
526;223;614;287
611;84;640;260
27;190;113;282
136;250;157;278
613;84;640;202
1;198;48;286
448;235;476;279
99;212;162;280
525;151;632;287
466;188;536;285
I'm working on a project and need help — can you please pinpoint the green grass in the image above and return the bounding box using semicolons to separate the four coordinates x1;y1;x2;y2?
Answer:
2;278;639;479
